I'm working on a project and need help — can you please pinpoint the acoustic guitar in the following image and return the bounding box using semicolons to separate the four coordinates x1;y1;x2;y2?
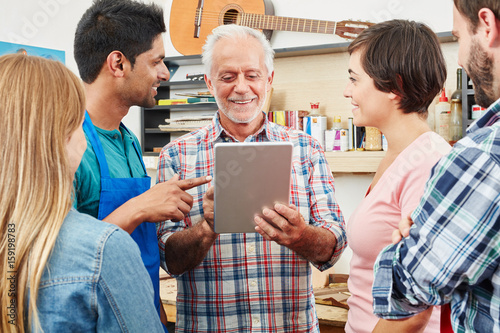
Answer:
170;0;373;55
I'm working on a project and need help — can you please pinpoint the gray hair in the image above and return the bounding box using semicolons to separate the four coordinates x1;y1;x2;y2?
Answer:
202;24;275;78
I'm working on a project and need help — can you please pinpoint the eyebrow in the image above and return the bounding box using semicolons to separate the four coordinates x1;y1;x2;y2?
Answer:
348;69;357;75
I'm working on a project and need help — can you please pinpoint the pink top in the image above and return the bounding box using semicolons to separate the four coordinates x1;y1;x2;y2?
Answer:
346;132;451;333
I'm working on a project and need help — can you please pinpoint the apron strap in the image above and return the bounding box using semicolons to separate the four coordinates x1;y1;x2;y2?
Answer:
119;122;148;174
83;111;111;179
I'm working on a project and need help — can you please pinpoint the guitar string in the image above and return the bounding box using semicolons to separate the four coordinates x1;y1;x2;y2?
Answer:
195;15;346;26
191;11;370;37
193;10;350;28
193;9;370;26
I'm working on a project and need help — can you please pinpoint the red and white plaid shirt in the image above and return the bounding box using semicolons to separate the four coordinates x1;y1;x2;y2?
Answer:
157;112;346;332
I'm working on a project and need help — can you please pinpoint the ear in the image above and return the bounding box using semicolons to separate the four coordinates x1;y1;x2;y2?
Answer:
478;8;500;48
266;71;275;91
388;91;400;102
391;74;403;102
106;51;127;78
204;74;215;96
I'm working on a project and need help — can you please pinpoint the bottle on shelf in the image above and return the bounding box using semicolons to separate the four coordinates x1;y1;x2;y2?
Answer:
365;127;382;151
449;99;463;145
449;68;463;145
382;134;388;151
332;116;342;151
304;102;327;149
435;88;451;142
324;128;334;152
451;68;463;102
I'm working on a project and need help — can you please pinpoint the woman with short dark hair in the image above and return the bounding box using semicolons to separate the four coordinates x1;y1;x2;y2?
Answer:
344;20;451;333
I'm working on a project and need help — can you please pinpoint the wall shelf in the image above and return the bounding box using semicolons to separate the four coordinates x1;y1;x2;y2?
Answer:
144;151;385;173
145;103;217;112
325;151;385;173
141;76;217;156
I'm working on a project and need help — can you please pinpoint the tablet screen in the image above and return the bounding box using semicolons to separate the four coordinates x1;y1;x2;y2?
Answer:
214;142;293;233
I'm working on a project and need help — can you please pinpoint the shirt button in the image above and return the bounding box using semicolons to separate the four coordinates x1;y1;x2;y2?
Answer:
247;245;255;253
113;134;118;139
250;280;257;287
252;315;260;325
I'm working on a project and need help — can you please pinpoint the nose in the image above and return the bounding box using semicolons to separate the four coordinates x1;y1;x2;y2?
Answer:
159;61;170;81
343;82;352;99
233;75;250;94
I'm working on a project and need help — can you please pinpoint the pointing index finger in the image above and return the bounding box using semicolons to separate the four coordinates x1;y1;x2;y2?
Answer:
178;175;212;190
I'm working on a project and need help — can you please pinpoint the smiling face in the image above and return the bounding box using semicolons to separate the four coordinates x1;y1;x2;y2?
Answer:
453;5;497;108
343;50;395;128
124;35;170;108
205;35;273;126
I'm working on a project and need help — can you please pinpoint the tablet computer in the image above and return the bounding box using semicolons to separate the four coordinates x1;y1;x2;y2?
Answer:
213;142;293;233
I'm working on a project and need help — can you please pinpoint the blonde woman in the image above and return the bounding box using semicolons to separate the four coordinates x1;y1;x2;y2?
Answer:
0;54;163;332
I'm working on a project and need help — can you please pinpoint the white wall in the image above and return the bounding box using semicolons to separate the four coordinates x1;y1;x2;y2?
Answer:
162;0;453;56
0;0;453;142
0;0;165;137
0;0;455;274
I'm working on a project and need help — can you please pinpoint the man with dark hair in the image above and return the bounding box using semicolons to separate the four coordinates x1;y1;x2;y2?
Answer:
74;0;166;85
73;1;211;330
371;1;500;332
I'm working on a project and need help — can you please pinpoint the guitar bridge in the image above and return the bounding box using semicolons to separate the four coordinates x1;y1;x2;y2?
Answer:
194;0;204;38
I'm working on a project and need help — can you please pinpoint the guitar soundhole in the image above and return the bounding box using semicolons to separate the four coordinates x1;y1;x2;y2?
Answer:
223;9;239;25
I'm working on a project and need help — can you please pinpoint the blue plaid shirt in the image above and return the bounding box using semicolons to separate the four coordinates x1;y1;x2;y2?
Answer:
156;112;346;333
373;98;500;333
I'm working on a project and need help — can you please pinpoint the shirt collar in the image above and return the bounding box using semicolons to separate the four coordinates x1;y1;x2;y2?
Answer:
467;97;500;134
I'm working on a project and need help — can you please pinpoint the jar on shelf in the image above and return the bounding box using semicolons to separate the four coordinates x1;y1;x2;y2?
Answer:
365;127;382;151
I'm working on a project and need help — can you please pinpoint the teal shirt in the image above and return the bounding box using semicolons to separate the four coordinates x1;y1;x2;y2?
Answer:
74;124;148;217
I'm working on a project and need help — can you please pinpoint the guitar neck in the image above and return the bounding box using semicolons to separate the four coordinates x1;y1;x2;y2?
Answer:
239;13;339;35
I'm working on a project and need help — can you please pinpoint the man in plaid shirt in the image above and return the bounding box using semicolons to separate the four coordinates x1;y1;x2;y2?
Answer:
372;1;500;332
156;25;346;332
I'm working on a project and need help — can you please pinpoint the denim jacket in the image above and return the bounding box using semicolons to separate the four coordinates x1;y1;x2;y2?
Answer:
34;209;163;332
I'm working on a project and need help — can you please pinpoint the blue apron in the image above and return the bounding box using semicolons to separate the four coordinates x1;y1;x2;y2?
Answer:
83;112;163;325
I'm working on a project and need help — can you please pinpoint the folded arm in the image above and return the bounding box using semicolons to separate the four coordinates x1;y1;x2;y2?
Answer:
372;308;434;333
372;147;500;318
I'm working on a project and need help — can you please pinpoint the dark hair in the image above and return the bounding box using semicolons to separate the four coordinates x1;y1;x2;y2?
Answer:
74;0;166;83
454;0;500;33
347;19;446;115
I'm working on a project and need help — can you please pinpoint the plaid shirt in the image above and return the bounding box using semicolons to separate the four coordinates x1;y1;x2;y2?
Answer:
156;112;346;333
373;98;500;333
